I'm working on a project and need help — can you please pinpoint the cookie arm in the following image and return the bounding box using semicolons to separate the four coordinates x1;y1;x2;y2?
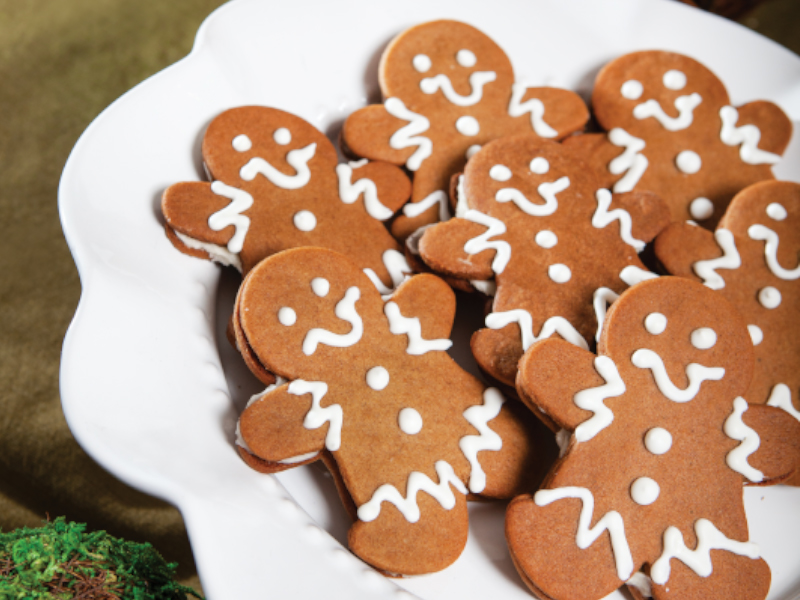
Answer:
741;403;800;485
610;190;671;244
349;160;412;215
734;100;793;156
388;273;456;340
653;221;721;280
510;86;589;140
418;218;495;281
341;104;415;165
161;181;235;251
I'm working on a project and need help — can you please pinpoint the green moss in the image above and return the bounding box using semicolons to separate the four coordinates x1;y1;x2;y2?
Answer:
0;518;203;599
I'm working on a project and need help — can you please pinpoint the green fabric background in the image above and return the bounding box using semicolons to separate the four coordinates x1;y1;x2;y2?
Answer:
0;0;795;595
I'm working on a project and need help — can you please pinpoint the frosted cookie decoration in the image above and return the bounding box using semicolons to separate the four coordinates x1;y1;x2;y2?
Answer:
162;106;412;285
655;181;800;480
416;136;670;385
506;277;800;600
341;19;589;240
234;247;546;575
565;50;792;228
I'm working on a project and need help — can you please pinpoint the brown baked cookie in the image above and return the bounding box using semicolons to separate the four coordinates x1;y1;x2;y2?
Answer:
565;50;792;228
162;106;412;291
654;181;800;456
234;247;545;575
416;135;670;386
341;19;589;240
507;276;800;600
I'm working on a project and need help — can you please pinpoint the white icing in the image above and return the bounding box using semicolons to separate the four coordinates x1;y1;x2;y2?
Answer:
174;230;242;272
289;380;343;451
311;277;329;297
692;229;741;290
758;286;782;309
384;301;453;355
631;349;725;402
548;263;572;284
336;163;393;220
534;487;634;581
232;134;252;152
535;230;557;248
278;307;297;326
593;287;620;343
471;279;497;296
766;383;800;421
747;324;763;346
496;176;569;217
486;308;588;351
466;144;481;159
508;83;558;137
398;408;423;435
303;287;363;355
644;427;672;455
384;97;432;171
630;477;660;505
663;70;687;90
273;128;291;145
420;71;497;106
689;198;714;220
691;327;717;350
644;312;667;335
240;143;316;189
766;202;787;221
724;396;764;482
456;49;476;67
349;158;369;169
455;174;469;218
403;190;451;221
293;210;316;232
456;115;480;136
650;519;761;585
529;157;549;174
366;366;390;391
463;210;511;274
405;224;432;256
621;80;643;100
608;128;648;193
412;54;431;73
357;461;467;523
619;265;659;286
207;181;254;254
592;189;646;252
633;92;702;131
363;250;412;296
719;106;781;165
573;356;626;442
675;150;702;174
748;224;800;280
278;451;319;465
460;387;505;493
490;165;512;181
626;572;653;598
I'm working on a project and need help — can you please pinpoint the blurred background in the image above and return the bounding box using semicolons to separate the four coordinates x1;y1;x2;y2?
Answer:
0;0;797;594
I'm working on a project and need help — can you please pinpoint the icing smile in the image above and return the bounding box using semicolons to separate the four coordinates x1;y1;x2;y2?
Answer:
420;71;497;106
239;142;317;189
633;93;702;131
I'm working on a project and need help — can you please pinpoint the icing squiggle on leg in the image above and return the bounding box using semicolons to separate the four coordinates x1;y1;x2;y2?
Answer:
459;388;504;493
723;396;764;482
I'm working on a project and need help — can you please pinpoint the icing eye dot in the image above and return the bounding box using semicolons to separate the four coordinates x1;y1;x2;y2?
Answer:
630;477;660;505
456;49;477;68
548;264;571;284
535;230;558;249
691;327;717;349
644;427;672;455
311;277;330;297
273;128;291;145
489;165;512;181
644;312;667;335
758;286;781;309
766;202;787;221
293;210;317;232
412;54;431;73
663;69;687;90
466;144;482;160
529;157;549;174
278;307;296;326
621;80;643;100
366;366;390;391
748;324;763;346
398;408;423;435
456;116;480;136
232;134;252;152
689;197;714;220
675;150;702;174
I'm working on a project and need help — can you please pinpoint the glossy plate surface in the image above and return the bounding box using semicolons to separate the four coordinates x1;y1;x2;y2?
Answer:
59;0;800;598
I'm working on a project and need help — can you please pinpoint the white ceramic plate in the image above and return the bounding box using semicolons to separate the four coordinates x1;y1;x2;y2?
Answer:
59;0;800;598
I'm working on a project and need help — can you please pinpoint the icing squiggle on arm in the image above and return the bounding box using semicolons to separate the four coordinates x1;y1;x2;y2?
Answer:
240;143;317;189
363;250;413;297
507;83;558;138
650;519;760;585
288;380;343;452
207;181;254;254
592;189;645;252
496;176;569;217
384;97;432;171
633;93;702;131
723;397;764;482
335;162;393;220
608;128;648;193
631;349;724;402
747;224;800;280
692;229;741;290
463;210;511;274
573;356;626;442
485;308;588;351
303;287;363;355
460;388;504;493
403;190;451;221
534;486;634;581
356;461;467;523
420;71;496;106
719;106;781;165
384;301;453;355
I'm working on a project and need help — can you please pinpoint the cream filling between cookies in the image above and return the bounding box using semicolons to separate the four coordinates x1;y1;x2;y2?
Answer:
174;230;242;272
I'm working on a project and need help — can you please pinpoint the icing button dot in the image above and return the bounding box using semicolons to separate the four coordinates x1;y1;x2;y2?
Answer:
675;150;702;174
489;165;512;181
644;428;672;455
456;115;480;136
529;157;549;174
691;327;717;350
293;210;317;232
631;477;660;505
663;69;687;90
758;286;781;309
766;202;787;221
535;230;558;249
398;408;423;435
273;128;291;145
689;197;714;220
366;366;390;391
311;277;330;297
278;307;296;326
412;53;431;73
621;79;643;100
548;264;571;284
644;312;667;335
456;49;477;67
232;134;252;152
748;324;763;346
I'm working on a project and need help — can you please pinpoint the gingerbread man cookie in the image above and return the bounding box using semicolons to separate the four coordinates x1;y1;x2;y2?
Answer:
416;135;670;386
507;277;800;600
565;50;792;228
162;106;412;291
234;247;544;575
341;19;589;240
654;181;800;449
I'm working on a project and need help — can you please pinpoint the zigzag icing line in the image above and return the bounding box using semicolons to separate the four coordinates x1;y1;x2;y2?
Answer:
485;308;588;351
692;229;741;290
459;388;504;493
